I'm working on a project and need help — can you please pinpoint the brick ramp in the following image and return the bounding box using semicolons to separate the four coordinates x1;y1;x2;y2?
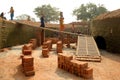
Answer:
76;36;101;62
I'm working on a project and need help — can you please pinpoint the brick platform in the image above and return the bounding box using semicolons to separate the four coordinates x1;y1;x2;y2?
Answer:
58;53;93;79
57;41;63;53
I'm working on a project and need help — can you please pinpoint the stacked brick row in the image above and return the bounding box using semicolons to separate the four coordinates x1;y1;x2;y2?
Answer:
22;44;32;55
56;41;63;53
29;39;37;49
45;38;59;44
42;40;52;57
21;39;36;76
58;53;93;79
22;55;35;76
21;38;37;56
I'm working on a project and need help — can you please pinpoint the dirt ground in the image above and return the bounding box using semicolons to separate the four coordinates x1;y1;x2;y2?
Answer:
0;45;120;80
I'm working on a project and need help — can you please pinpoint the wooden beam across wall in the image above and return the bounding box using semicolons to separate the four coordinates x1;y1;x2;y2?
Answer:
15;21;85;36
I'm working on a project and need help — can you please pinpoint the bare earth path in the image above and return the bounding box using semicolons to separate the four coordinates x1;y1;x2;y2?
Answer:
0;45;120;80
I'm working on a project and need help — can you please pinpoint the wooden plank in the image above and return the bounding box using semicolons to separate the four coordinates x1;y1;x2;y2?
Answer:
15;21;84;36
76;57;101;62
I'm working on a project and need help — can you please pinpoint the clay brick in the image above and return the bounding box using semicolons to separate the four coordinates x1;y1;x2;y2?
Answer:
22;45;28;50
42;48;49;54
57;43;63;53
23;66;34;72
22;56;33;63
22;44;32;54
80;62;88;69
24;70;35;76
46;40;52;50
42;42;48;48
49;38;59;44
57;41;63;48
42;48;49;57
57;49;62;53
63;38;68;44
29;39;37;49
70;60;78;67
57;41;62;44
22;61;34;67
82;67;93;79
43;54;49;58
64;54;73;62
23;50;32;55
58;57;64;63
42;45;48;49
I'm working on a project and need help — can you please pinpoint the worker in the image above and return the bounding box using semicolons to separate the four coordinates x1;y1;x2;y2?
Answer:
0;12;6;20
40;14;45;27
59;12;64;31
8;6;14;20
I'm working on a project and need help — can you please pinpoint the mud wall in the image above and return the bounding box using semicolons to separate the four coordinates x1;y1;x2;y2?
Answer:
0;20;37;49
91;17;120;53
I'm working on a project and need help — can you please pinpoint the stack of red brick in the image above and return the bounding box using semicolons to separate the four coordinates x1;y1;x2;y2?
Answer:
56;41;63;53
29;39;37;49
22;55;35;76
45;38;59;44
22;44;32;55
21;38;37;56
21;39;36;76
58;53;93;79
42;40;52;57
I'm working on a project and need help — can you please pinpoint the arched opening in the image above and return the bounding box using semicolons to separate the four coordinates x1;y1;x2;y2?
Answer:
95;36;106;49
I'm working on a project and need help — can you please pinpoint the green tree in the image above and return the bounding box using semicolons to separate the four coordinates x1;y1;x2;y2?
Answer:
73;4;88;21
34;4;60;23
97;4;108;15
73;3;108;21
16;14;36;21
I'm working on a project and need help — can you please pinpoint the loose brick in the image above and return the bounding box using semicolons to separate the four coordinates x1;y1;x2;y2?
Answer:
42;48;49;57
24;70;35;76
46;40;52;50
80;62;88;69
22;44;32;54
29;39;37;49
22;61;34;67
23;66;34;72
22;55;33;63
23;50;32;55
82;67;93;79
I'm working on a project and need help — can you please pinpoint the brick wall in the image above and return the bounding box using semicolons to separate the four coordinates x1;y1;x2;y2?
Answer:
0;19;37;49
91;17;120;53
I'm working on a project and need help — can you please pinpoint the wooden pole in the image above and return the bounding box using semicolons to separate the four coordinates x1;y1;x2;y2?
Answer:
40;29;45;45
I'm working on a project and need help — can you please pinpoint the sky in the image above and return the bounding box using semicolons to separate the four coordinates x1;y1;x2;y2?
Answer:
0;0;120;23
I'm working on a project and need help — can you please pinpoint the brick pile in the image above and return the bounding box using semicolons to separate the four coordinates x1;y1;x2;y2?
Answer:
21;39;36;76
22;44;32;55
56;41;63;53
46;40;52;51
58;53;93;79
42;40;52;57
45;38;59;44
22;55;35;76
29;39;37;49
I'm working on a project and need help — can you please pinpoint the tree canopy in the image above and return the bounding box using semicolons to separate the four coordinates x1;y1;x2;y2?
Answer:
34;4;60;23
16;14;36;21
73;3;108;21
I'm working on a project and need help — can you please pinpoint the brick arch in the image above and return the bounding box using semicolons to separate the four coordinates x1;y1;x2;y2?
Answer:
94;36;106;50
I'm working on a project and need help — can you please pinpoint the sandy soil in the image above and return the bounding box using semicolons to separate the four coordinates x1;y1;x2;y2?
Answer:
0;45;120;80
